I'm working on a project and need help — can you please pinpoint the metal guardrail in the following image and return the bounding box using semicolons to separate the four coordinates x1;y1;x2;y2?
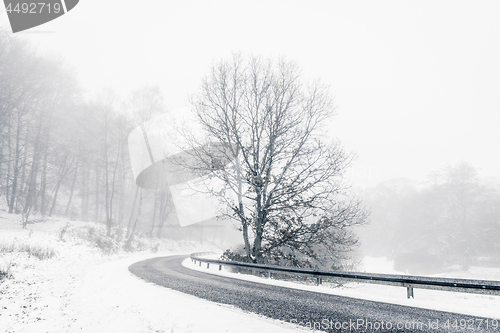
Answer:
190;252;500;299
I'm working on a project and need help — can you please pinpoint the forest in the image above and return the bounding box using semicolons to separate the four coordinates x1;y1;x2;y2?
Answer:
0;32;176;245
359;163;500;273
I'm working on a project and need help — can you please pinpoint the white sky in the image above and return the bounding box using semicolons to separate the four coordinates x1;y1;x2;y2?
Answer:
2;0;500;187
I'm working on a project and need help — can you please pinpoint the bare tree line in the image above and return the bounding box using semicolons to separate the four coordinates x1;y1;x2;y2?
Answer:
0;33;173;242
361;162;500;273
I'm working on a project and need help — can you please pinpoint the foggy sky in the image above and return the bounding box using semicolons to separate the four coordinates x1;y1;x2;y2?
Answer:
5;0;500;187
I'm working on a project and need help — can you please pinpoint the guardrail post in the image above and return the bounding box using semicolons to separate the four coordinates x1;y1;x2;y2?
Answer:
207;263;210;269
199;261;202;266
267;271;271;279
219;265;222;271
316;277;323;286
407;286;414;299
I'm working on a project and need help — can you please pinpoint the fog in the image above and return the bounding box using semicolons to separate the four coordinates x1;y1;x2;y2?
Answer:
356;163;500;274
1;1;500;271
14;0;500;188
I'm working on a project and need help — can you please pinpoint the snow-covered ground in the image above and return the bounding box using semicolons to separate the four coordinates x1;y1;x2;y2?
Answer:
184;255;500;320
0;212;311;333
1;211;499;333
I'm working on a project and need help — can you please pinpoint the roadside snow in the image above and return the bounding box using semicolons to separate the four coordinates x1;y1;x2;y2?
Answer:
0;213;311;333
2;210;499;333
183;255;500;320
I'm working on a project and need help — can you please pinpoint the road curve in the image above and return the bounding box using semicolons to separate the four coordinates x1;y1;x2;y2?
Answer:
129;255;498;332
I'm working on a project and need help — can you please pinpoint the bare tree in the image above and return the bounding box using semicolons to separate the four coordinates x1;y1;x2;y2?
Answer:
186;55;367;267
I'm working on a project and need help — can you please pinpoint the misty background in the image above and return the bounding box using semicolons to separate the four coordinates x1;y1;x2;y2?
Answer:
1;1;499;273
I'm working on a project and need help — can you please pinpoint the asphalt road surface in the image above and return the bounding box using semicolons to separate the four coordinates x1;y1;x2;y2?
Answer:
129;255;498;332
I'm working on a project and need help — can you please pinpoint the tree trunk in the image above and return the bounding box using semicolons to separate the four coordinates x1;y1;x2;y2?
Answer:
252;225;264;264
5;115;12;209
64;159;79;216
48;155;70;216
8;115;21;214
104;144;111;234
23;118;44;218
150;188;159;238
39;148;49;215
94;164;100;222
126;186;140;239
235;157;252;260
17;123;30;213
23;152;40;217
156;188;171;238
106;145;121;236
0;148;3;201
81;161;89;221
126;187;143;248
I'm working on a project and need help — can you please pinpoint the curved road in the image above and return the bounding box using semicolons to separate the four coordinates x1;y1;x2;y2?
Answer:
129;255;498;332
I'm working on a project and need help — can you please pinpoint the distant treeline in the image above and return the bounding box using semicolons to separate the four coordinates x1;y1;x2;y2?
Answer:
0;32;173;241
359;162;500;273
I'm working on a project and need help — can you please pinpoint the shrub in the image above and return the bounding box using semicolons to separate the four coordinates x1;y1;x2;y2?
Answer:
220;248;252;263
69;225;119;254
86;227;119;254
0;242;57;260
59;223;71;241
0;261;13;281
